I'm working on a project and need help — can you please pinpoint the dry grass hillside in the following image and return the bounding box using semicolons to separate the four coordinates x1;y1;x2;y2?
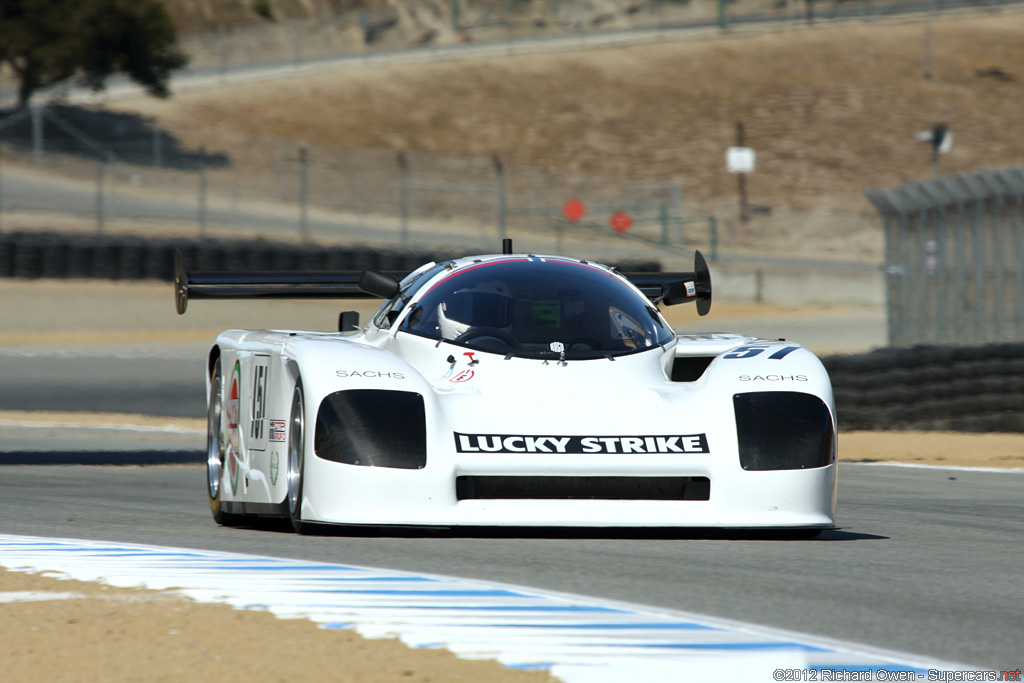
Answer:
118;11;1024;259
143;12;1024;205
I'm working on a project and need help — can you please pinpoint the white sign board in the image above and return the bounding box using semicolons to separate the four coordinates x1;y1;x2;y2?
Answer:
727;146;756;174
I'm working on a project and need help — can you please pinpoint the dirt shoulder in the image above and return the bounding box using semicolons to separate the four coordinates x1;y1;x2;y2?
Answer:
838;431;1024;470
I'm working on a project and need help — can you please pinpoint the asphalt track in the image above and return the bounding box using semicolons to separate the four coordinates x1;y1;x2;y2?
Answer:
1;437;1021;671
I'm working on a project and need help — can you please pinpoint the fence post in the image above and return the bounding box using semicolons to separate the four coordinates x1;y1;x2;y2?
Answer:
198;154;207;239
152;127;163;174
717;0;729;32
530;169;540;232
995;169;1024;340
291;19;302;67
956;175;988;344
217;26;227;82
397;151;409;247
901;187;932;344
298;146;309;242
977;172;1007;341
924;182;956;343
504;0;513;48
450;0;461;31
659;204;669;245
355;169;367;232
96;157;106;235
31;105;43;168
672;179;683;244
936;178;968;345
708;215;718;263
865;188;903;347
493;154;507;242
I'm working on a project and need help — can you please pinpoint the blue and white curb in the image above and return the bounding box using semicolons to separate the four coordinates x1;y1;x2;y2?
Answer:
0;534;968;682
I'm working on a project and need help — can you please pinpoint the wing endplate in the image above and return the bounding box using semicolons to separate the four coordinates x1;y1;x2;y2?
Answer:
624;251;712;315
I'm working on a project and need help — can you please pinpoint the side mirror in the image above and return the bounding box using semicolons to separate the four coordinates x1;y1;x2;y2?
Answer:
359;269;401;299
338;311;360;332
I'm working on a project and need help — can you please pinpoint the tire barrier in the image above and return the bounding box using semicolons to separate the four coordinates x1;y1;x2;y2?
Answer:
0;231;661;282
823;343;1024;433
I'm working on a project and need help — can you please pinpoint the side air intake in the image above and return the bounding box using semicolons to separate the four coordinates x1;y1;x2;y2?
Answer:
315;390;427;469
733;392;834;471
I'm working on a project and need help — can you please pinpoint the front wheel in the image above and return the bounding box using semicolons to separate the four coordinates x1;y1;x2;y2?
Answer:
207;358;242;526
286;379;311;534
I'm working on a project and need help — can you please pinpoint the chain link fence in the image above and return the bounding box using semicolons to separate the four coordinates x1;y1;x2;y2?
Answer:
0;105;716;258
865;167;1024;347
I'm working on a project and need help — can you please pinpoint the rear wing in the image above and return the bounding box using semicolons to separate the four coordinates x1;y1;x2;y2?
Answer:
175;248;711;316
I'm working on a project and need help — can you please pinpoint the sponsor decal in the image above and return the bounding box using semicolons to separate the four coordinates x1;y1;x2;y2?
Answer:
228;361;241;494
739;374;808;382
454;432;709;454
336;370;405;379
270;451;280;485
248;355;270;452
684;280;696;297
269;420;286;442
449;369;475;383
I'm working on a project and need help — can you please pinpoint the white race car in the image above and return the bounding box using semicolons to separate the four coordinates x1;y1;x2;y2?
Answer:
175;241;836;535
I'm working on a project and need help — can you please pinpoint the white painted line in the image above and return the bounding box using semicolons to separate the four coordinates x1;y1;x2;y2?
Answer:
844;461;1024;474
0;591;85;603
0;420;205;436
0;534;977;682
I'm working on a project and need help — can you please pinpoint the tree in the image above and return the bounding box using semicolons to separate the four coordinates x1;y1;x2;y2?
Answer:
0;0;188;108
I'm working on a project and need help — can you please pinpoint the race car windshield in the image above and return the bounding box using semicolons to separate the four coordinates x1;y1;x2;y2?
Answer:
401;259;674;359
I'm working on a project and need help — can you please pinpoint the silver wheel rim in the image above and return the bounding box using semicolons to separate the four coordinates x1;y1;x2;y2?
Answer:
206;364;223;500
287;384;304;516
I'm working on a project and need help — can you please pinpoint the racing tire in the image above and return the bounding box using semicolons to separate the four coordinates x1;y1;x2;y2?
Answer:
286;379;312;534
207;358;243;526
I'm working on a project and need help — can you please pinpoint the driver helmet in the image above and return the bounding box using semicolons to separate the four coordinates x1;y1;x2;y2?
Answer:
437;281;513;340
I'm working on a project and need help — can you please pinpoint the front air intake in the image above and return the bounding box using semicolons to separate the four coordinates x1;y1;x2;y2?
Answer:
733;392;834;471
315;390;426;469
456;476;710;501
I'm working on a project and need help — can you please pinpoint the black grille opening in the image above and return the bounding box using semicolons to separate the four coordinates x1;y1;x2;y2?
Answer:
671;356;715;382
315;390;426;469
733;391;834;471
456;476;710;501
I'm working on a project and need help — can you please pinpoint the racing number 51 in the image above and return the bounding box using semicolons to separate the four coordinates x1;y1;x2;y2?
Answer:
724;345;799;360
